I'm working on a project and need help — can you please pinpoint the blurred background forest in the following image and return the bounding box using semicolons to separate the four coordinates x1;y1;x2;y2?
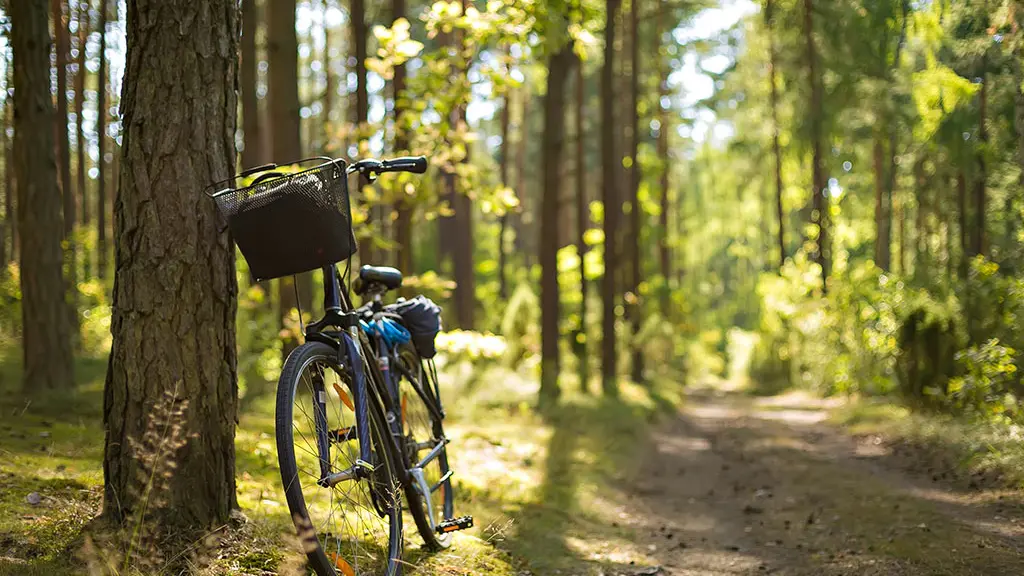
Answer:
4;0;1024;573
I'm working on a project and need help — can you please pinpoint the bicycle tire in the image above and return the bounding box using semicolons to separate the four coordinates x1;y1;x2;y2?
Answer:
276;341;403;576
396;344;455;550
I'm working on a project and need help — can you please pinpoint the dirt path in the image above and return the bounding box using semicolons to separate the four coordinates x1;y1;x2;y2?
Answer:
614;388;1024;576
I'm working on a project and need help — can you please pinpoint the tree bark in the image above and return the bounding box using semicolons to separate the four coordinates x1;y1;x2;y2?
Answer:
766;0;785;269
803;0;828;290
575;50;590;391
53;0;77;326
241;0;263;169
540;46;574;407
627;0;644;384
601;0;621;397
97;0;109;280
514;87;530;265
393;0;412;277
0;83;8;270
971;63;987;258
5;73;15;265
656;36;671;313
450;0;475;329
873;132;891;270
75;0;89;229
103;0;239;533
352;0;374;264
11;0;74;390
268;0;312;342
498;86;511;300
53;0;75;238
957;168;967;277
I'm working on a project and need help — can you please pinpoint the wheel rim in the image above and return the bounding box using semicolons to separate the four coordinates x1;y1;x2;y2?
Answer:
286;356;398;574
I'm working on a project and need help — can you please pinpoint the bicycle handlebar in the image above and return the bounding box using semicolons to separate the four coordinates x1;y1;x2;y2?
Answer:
347;156;428;176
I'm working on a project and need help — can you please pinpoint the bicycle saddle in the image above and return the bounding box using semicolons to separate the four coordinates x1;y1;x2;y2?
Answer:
359;265;403;291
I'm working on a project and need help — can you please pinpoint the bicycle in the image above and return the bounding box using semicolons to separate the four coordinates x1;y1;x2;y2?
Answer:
207;156;472;576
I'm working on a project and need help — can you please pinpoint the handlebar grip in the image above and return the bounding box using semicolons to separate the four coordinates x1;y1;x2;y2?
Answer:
381;156;428;174
239;163;277;178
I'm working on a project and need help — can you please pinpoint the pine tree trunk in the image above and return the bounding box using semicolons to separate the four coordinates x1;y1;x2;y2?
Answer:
268;0;312;343
323;0;336;150
601;0;621;397
450;0;475;329
53;0;77;324
540;45;573;407
393;0;412;278
97;0;109;280
957;168;967;277
498;88;511;300
241;0;262;169
6;77;16;265
873;132;891;270
767;0;785;269
102;0;239;532
627;0;643;384
514;87;529;265
803;0;828;290
0;90;7;271
11;0;74;390
657;40;671;312
75;0;88;229
352;0;373;264
575;52;590;391
972;65;987;258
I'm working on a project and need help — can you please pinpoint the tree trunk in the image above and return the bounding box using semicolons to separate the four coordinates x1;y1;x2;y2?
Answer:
498;87;511;300
450;0;475;329
75;0;88;230
601;0;621;397
656;29;671;312
393;0;412;277
540;46;574;407
5;77;15;265
11;0;74;390
241;0;263;169
0;86;7;271
803;0;828;290
53;0;74;238
268;0;312;344
873;132;891;270
352;0;374;264
514;87;530;266
971;64;987;258
767;0;785;269
575;51;590;391
627;0;644;384
53;0;77;325
97;0;109;280
103;0;239;533
897;192;907;275
954;168;962;276
323;0;336;151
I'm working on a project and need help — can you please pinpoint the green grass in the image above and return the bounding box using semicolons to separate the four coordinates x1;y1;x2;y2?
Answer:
0;347;684;575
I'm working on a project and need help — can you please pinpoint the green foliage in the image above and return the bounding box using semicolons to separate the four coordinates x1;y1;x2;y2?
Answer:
948;339;1021;422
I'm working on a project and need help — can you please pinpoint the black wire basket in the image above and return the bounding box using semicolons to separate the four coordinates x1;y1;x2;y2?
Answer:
206;158;356;281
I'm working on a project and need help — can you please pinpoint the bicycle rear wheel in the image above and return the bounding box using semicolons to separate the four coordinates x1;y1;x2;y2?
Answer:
276;341;403;576
397;345;455;550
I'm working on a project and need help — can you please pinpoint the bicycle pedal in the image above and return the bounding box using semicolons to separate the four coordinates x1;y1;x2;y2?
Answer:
435;515;474;534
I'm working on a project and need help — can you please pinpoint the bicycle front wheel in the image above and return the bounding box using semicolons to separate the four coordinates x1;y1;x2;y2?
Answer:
276;341;403;576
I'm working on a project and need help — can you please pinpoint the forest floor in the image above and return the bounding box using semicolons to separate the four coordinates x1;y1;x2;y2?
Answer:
1;354;1023;575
